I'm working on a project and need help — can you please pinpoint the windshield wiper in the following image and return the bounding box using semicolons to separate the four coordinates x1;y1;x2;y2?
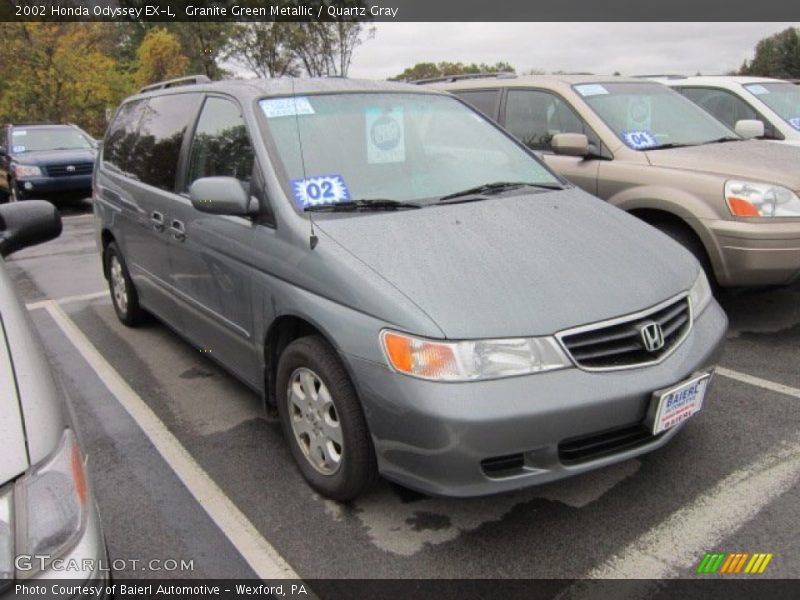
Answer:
703;136;742;144
304;199;421;212
439;181;562;202
646;143;694;151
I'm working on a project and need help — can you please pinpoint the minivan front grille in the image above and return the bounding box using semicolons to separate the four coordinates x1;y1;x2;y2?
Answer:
46;162;93;177
558;296;691;370
559;424;663;464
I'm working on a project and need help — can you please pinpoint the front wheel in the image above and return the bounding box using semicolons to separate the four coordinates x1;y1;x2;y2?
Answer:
654;221;718;291
276;335;377;501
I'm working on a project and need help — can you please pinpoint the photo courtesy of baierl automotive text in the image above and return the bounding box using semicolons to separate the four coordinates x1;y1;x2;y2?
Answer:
0;1;799;598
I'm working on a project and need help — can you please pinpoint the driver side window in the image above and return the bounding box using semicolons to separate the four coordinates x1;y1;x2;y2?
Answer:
186;97;255;192
504;89;605;155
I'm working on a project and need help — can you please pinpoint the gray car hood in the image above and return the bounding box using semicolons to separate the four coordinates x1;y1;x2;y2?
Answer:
316;188;698;338
645;140;800;189
0;315;29;482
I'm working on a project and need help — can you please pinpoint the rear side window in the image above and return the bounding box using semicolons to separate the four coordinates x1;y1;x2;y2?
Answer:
186;97;254;191
455;89;500;119
131;94;202;191
103;100;145;174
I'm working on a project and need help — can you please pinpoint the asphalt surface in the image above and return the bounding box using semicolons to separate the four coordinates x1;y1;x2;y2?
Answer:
5;201;800;586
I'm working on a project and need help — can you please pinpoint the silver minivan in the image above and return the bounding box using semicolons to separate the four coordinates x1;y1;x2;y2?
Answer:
94;76;727;500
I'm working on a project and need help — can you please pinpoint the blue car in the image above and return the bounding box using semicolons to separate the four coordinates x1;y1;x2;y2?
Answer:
0;123;97;204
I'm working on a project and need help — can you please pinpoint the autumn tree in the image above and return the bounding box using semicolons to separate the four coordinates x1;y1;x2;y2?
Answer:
739;27;800;79
133;28;189;88
390;61;515;81
0;23;129;136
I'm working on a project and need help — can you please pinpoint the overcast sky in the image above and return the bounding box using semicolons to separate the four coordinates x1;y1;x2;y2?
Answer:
345;23;799;79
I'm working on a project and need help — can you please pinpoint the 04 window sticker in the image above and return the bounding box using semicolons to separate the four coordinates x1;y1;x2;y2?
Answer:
622;130;658;150
290;174;351;209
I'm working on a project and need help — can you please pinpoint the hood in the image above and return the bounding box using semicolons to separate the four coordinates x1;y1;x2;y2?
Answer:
316;189;698;338
0;315;29;483
645;140;800;189
13;148;95;166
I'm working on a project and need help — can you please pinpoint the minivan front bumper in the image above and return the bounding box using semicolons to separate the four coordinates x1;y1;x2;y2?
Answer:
348;301;727;497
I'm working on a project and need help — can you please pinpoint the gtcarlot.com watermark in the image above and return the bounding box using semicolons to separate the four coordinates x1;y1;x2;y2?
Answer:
15;554;195;573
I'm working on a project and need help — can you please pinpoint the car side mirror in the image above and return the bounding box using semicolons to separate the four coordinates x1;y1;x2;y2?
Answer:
734;119;764;140
0;200;62;257
551;133;589;157
189;177;259;216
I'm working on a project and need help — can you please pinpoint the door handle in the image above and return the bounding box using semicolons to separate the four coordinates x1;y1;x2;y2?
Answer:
150;211;165;232
170;219;186;242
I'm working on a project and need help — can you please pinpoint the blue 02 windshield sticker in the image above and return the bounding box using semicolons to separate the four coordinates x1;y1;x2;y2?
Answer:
260;97;315;119
622;130;658;150
788;117;800;131
290;175;351;209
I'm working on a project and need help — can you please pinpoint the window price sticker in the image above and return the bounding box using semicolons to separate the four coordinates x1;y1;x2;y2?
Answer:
745;84;770;95
622;130;658;150
260;97;315;119
12;145;25;152
574;84;609;97
12;130;27;136
788;117;800;131
290;174;351;209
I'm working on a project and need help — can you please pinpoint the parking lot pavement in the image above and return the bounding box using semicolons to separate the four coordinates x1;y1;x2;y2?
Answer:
6;211;800;582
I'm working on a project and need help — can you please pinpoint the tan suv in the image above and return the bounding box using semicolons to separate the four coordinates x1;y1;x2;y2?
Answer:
430;75;800;288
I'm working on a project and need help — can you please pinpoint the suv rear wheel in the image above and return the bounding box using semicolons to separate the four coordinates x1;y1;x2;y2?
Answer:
105;242;146;326
276;335;377;501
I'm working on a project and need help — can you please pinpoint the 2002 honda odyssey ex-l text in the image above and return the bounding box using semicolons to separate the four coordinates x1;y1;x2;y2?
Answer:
93;76;728;500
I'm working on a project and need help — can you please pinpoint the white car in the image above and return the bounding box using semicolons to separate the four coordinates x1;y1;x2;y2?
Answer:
658;76;800;147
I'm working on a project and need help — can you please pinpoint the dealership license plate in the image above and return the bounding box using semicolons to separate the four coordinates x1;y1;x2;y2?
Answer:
649;372;712;435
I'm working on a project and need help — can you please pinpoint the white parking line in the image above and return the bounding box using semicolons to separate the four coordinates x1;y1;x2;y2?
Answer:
558;436;800;597
26;290;108;311
42;300;301;581
717;367;800;400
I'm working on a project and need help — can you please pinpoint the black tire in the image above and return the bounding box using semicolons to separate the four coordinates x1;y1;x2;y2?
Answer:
653;221;719;291
276;335;377;501
105;242;146;326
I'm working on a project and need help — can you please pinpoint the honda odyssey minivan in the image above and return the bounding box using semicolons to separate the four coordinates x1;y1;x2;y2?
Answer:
94;76;727;500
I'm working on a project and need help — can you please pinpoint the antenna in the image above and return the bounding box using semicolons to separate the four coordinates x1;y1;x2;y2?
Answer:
291;77;318;250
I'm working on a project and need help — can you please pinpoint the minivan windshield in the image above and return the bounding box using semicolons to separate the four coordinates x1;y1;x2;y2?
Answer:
10;127;93;153
742;82;800;130
258;92;560;209
574;82;736;151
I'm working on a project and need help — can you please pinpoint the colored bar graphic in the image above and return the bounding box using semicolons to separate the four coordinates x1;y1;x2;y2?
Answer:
699;552;774;575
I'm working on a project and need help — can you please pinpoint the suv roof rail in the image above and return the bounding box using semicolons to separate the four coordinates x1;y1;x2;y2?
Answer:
633;74;686;79
411;72;517;85
138;74;212;94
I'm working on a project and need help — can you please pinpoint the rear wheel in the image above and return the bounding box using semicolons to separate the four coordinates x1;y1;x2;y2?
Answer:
105;242;146;326
276;335;377;501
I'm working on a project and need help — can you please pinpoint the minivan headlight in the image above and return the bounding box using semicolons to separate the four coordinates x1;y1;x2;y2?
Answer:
0;488;13;580
14;429;88;577
725;180;800;217
689;269;713;316
380;330;572;381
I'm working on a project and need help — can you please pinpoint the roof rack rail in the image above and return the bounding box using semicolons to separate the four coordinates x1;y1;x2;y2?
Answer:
633;74;686;79
138;74;212;94
411;72;517;85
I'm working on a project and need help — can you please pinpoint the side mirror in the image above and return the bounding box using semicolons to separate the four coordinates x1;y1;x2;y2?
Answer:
189;177;258;216
551;133;589;157
0;200;62;257
735;119;764;140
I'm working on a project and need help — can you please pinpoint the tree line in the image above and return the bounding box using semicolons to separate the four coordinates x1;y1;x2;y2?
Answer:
0;21;373;136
